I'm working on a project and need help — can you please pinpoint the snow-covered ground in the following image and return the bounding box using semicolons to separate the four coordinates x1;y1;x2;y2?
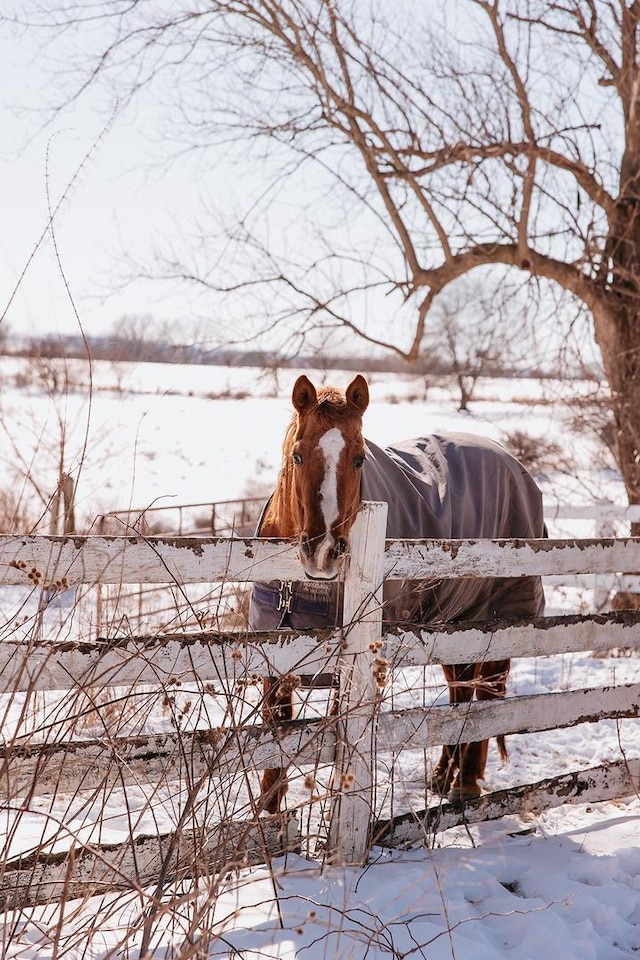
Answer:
1;356;640;959
0;356;616;527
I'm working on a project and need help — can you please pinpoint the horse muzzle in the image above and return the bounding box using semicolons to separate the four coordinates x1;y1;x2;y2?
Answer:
300;532;347;580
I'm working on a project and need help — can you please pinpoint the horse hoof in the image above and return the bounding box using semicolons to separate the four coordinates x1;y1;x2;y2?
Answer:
447;783;482;804
430;774;451;795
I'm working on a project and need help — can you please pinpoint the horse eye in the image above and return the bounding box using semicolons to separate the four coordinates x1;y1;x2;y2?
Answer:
292;450;303;466
354;454;365;469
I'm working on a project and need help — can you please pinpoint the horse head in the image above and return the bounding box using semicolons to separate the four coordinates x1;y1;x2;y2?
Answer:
287;373;369;579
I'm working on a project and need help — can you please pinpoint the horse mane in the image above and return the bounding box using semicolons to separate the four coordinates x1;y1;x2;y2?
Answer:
316;385;348;408
281;385;351;453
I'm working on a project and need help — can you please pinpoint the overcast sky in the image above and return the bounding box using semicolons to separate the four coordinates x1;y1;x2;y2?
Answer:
0;7;600;373
0;19;212;341
0;6;451;355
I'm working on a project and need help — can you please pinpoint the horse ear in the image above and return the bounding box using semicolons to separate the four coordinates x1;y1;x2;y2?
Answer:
346;374;369;414
292;375;318;413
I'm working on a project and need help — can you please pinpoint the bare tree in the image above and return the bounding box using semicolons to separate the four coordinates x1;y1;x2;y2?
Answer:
11;1;640;509
110;313;158;345
107;313;178;361
426;273;530;410
0;320;11;356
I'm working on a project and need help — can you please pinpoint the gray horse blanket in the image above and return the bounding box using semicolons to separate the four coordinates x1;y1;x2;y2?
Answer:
249;433;545;630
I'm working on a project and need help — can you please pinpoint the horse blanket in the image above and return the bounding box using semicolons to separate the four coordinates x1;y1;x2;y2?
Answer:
249;433;545;630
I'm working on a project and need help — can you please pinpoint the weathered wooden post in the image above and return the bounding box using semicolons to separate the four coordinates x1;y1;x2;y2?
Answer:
61;474;76;535
594;499;615;610
327;500;387;865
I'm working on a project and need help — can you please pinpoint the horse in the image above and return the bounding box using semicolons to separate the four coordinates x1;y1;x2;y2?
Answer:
250;373;545;813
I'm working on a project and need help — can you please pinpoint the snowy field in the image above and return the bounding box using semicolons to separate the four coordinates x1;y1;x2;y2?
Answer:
2;356;640;959
0;356;618;527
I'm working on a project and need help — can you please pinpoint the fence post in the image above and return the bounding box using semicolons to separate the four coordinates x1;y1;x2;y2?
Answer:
594;499;615;610
327;500;387;865
61;474;76;535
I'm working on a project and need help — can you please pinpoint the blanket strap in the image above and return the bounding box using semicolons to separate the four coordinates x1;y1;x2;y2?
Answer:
253;582;331;627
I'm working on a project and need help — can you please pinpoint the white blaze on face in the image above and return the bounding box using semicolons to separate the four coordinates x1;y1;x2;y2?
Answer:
317;427;345;554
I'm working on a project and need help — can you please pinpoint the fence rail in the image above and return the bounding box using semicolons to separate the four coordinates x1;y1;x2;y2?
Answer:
4;611;639;695
2;503;640;909
5;531;640;584
89;496;640;622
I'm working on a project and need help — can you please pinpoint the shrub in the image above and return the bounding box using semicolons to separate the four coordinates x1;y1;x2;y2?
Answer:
502;429;563;472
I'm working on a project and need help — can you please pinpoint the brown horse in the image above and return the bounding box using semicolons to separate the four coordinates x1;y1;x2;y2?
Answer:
251;374;545;812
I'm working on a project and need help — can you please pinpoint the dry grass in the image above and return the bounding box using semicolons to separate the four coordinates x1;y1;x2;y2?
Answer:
0;569;343;957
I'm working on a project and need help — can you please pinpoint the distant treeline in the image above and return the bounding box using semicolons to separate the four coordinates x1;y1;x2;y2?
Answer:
9;333;568;379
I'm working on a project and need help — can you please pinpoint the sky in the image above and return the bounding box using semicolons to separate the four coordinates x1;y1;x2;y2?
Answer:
0;5;602;372
0;18;211;341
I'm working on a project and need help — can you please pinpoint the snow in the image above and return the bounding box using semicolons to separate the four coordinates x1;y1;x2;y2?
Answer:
173;824;640;959
1;357;640;959
5;817;640;957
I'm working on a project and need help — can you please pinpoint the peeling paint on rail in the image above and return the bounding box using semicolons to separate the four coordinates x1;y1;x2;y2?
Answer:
0;535;303;584
3;535;640;585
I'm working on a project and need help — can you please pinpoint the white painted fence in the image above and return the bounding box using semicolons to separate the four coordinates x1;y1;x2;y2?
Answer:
84;498;639;631
2;504;640;909
544;500;640;607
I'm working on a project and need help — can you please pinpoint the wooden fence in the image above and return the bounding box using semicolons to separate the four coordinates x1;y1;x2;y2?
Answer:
2;502;640;909
94;496;640;619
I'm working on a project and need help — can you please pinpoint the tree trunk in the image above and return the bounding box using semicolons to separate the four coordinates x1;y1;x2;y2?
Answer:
595;306;640;608
457;374;471;412
595;178;640;527
595;308;640;536
595;57;640;535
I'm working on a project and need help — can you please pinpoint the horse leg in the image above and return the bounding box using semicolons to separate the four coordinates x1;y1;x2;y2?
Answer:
451;659;510;803
259;677;293;814
477;658;510;769
430;663;476;797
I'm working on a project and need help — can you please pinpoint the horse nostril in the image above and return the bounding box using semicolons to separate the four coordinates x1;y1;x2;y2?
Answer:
334;537;347;559
300;533;312;559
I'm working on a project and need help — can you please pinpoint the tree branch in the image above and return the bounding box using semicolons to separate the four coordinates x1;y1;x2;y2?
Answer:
417;242;604;316
390;140;614;215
